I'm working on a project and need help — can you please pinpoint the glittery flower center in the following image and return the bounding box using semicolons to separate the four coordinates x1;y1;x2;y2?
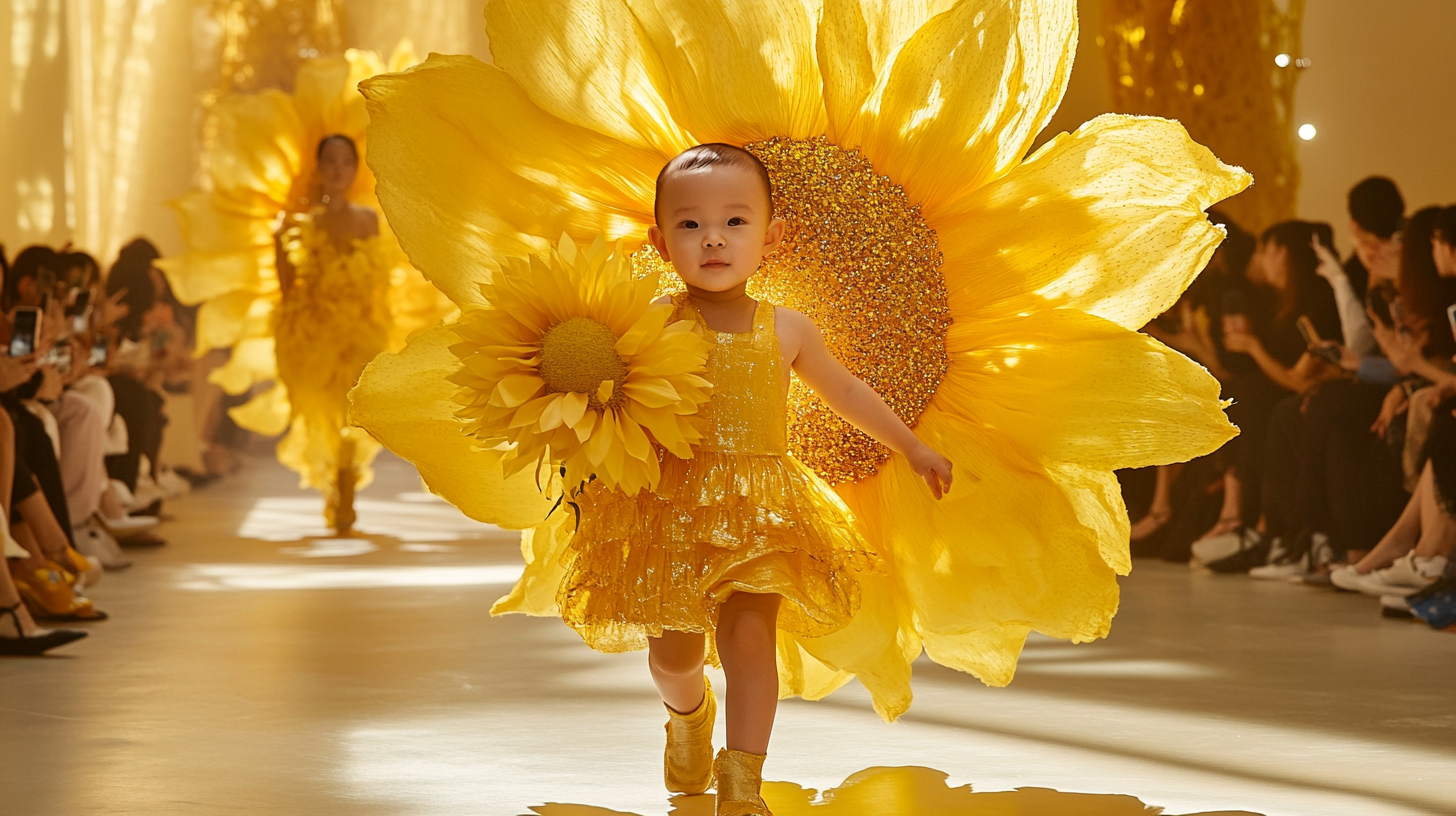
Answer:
633;136;950;483
539;316;628;403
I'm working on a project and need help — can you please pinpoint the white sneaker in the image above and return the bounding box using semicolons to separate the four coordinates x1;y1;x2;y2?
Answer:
74;520;132;570
1380;594;1416;619
1344;553;1446;597
98;514;160;538
1191;531;1248;567
1330;564;1364;592
1250;553;1308;580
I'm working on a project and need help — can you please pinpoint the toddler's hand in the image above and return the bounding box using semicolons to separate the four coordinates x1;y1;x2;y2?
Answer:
908;443;956;500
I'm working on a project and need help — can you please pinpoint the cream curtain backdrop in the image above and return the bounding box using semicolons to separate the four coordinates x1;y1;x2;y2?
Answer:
0;0;488;265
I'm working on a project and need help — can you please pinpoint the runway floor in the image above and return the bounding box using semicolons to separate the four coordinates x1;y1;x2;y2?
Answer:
2;454;1453;816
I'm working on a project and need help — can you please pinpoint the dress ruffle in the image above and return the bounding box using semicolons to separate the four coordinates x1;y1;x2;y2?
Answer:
558;449;879;658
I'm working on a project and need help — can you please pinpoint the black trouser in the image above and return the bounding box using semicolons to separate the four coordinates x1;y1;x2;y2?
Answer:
1314;380;1407;559
1222;372;1289;527
5;401;75;546
105;374;165;492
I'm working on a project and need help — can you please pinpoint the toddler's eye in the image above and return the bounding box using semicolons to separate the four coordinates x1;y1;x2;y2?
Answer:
727;217;746;226
681;220;699;229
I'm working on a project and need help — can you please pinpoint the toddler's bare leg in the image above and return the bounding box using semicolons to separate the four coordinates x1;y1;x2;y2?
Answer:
647;629;707;714
717;591;781;754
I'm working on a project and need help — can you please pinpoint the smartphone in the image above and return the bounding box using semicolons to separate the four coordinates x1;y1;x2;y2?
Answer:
9;307;40;357
1446;303;1456;345
89;333;109;367
69;289;91;334
1297;315;1344;365
43;343;72;375
1296;315;1322;347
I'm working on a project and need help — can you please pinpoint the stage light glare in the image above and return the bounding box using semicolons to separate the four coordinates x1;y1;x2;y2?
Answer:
1274;53;1291;67
1298;123;1318;141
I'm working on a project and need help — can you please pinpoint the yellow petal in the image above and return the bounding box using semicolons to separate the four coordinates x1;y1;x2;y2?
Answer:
360;56;661;310
940;309;1237;470
226;384;291;437
623;0;828;143
350;325;553;528
835;407;1120;692
937;114;1252;330
492;373;545;408
817;0;957;140
207;336;277;395
616;410;652;462
484;0;694;156
622;377;681;408
596;379;615;404
538;394;566;431
208;90;305;201
559;391;590;428
836;0;1076;214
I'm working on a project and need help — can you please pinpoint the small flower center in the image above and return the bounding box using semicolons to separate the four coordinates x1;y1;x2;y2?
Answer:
539;316;628;404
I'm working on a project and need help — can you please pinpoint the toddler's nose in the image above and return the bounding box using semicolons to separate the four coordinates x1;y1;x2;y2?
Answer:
703;234;725;248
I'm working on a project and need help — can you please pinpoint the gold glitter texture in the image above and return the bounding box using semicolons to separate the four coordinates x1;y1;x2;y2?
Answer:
633;137;950;484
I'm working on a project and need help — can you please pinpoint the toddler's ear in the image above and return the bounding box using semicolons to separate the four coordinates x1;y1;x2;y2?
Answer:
763;217;786;253
648;225;671;261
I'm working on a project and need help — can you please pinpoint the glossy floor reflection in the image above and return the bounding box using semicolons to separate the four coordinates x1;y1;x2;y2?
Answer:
2;455;1452;816
532;766;1259;815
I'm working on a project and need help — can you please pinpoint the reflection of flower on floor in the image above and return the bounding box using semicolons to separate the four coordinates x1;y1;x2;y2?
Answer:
354;0;1250;721
527;766;1264;816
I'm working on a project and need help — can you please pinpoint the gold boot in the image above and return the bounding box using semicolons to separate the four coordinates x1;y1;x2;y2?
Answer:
713;748;771;816
665;675;716;794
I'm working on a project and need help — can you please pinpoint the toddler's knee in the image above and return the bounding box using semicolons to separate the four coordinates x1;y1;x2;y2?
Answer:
648;646;704;677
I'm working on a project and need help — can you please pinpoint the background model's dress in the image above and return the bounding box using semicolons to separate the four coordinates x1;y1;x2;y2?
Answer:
273;217;392;528
559;296;878;660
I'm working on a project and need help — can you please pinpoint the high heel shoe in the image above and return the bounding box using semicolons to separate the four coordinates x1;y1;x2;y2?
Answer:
713;749;772;816
665;675;716;794
9;561;109;621
0;603;87;656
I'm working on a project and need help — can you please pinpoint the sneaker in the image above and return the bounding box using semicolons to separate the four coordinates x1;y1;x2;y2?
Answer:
1207;530;1276;574
1191;531;1246;567
1330;564;1365;592
1250;554;1308;580
1380;594;1416;619
74;520;132;570
1345;553;1447;597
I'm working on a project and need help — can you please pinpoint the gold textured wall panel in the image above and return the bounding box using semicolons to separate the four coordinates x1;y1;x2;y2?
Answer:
1100;0;1305;232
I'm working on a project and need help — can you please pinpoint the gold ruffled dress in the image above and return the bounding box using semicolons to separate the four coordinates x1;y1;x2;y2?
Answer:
273;216;392;528
558;295;878;657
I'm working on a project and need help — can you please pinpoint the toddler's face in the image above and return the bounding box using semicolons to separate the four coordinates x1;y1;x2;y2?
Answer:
649;165;783;293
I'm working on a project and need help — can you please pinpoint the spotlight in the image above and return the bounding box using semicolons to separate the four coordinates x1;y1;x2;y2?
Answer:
1275;53;1291;68
1298;123;1317;141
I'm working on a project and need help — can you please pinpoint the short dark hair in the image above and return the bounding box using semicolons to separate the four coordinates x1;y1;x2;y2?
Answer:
654;143;773;223
1348;176;1404;239
1435;205;1456;247
106;237;161;341
316;133;358;162
4;244;58;311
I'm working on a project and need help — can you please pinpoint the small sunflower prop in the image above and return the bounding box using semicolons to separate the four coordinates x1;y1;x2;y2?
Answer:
352;0;1250;720
157;43;451;435
449;235;711;496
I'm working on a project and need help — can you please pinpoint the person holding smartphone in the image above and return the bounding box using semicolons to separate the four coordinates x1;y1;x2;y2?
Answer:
1192;221;1344;546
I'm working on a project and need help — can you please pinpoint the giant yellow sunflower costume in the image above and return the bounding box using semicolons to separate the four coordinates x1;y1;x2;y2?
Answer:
160;45;453;530
351;0;1249;721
